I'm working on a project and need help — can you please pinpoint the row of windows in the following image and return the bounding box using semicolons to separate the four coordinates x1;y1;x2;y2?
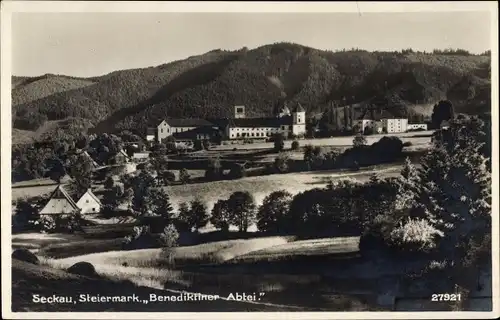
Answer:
231;132;272;138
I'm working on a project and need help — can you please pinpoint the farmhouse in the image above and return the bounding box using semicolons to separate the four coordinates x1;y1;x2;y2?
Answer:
112;149;130;164
39;185;102;215
39;185;80;215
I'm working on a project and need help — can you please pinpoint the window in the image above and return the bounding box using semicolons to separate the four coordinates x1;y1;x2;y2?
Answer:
86;199;89;203
92;208;96;212
161;129;163;133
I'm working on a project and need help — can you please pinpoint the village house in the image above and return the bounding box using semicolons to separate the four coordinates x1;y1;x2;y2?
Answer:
112;149;130;165
39;185;102;215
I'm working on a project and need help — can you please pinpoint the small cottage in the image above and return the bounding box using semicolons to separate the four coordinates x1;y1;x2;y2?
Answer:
39;185;102;215
39;185;80;215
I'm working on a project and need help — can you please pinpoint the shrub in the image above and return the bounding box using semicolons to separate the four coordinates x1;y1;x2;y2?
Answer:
104;176;115;189
12;249;39;265
403;141;413;147
291;140;300;150
158;170;176;184
228;164;246;179
122;225;158;250
67;262;99;278
273;133;285;152
353;133;367;147
38;215;57;233
179;168;190;184
274;153;290;173
389;218;445;253
158;224;180;248
363;126;375;135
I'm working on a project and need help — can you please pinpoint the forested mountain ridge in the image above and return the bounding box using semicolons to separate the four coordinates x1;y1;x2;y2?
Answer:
12;43;491;141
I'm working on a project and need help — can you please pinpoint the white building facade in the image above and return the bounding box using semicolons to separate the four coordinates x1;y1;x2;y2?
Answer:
381;118;408;133
407;123;428;131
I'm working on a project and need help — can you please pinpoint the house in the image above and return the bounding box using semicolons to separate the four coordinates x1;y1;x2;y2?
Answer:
132;152;150;162
81;150;100;169
74;188;102;214
39;185;80;215
112;149;130;164
39;185;101;215
224;103;306;139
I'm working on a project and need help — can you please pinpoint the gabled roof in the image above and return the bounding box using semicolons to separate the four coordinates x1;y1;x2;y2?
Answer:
40;185;80;214
292;103;305;113
116;149;130;158
164;118;215;127
77;188;102;206
146;127;156;135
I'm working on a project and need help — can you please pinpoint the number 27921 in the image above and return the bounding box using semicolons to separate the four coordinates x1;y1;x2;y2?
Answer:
431;293;461;301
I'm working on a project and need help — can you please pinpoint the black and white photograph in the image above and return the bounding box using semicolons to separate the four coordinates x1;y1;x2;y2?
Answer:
1;1;498;318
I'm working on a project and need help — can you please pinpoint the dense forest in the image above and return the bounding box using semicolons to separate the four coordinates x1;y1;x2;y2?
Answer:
12;43;491;142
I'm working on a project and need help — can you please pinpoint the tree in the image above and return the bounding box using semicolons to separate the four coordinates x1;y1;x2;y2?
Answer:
13;198;41;232
273;133;285;152
67;153;93;194
104;176;115;190
291;140;300;150
188;199;209;232
205;157;222;181
226;191;257;232
210;199;231;232
431;100;454;129
274;153;290;173
158;171;176;185
257;190;293;233
101;184;124;212
176;202;192;232
179;168;191;184
48;158;67;183
149;188;174;224
353;133;367;148
228;163;246;179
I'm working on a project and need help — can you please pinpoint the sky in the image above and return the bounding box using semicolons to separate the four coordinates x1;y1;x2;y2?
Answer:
12;11;492;77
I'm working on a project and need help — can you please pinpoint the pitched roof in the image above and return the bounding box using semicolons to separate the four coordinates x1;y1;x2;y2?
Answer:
40;185;80;214
292;103;305;113
146;127;156;135
80;189;102;206
164;118;215;127
227;116;291;128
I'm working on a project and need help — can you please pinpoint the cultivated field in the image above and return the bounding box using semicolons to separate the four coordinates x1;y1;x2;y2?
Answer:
164;165;403;215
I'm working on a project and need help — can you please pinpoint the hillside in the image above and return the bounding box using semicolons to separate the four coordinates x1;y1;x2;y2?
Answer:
12;43;491;141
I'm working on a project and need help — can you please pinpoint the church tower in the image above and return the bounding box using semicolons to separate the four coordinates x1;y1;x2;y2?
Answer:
291;103;306;137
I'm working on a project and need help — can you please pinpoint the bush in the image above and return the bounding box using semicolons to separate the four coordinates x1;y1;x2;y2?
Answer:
158;170;176;184
389;218;444;253
38;215;57;233
67;262;99;278
12;249;39;265
228;164;246;179
273;133;285;152
122;225;158;250
291;140;300;150
274;153;290;173
179;168;190;184
353;133;367;147
403;141;413;147
158;224;180;248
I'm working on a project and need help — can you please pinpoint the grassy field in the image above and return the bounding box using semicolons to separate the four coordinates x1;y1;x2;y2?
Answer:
165;165;402;216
